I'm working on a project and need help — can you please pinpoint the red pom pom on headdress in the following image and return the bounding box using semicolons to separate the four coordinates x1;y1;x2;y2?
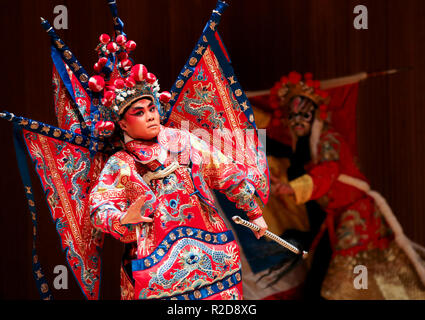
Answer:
279;76;289;84
146;73;157;84
304;72;313;81
104;90;116;101
116;35;127;46
289;71;302;84
98;57;108;67
273;109;283;118
159;91;171;103
99;34;111;44
126;40;137;51
319;104;328;112
319;104;328;121
88;75;105;92
319;111;328;121
118;51;128;61
306;79;314;87
93;63;102;73
121;59;133;71
319;91;329;99
114;79;125;89
271;118;282;127
107;42;118;53
101;91;116;107
125;77;136;88
131;64;148;82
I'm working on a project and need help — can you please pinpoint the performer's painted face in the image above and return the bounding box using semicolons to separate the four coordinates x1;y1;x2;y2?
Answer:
288;96;315;137
119;98;161;140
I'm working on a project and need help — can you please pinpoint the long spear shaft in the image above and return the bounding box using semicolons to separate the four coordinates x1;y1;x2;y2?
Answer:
245;67;411;97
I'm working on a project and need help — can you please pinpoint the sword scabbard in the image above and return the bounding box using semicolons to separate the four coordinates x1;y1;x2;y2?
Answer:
232;215;308;259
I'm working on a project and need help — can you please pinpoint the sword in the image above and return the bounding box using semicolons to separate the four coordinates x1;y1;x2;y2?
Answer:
232;216;308;259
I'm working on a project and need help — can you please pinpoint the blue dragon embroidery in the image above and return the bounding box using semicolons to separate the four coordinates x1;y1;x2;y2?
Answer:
58;148;91;212
176;85;225;130
66;240;98;297
31;145;60;209
148;238;235;290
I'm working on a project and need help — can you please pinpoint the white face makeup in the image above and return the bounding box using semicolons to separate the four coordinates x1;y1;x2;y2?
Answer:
288;96;315;137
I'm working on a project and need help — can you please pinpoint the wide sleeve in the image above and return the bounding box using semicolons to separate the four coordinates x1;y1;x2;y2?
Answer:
190;135;263;220
289;132;341;205
89;155;158;241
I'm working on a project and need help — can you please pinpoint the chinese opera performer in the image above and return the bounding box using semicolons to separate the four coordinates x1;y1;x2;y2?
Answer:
0;0;279;300
250;71;425;299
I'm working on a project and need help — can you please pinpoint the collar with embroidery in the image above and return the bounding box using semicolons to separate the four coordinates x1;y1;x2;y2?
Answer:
124;126;190;164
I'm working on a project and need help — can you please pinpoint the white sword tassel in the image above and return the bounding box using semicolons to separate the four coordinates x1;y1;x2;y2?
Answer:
232;216;308;259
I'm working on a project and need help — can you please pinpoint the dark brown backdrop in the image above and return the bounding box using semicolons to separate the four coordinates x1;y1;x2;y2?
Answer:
1;0;424;299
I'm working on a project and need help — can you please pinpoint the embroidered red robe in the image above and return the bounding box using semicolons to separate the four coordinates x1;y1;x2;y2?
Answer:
89;126;263;300
289;128;425;299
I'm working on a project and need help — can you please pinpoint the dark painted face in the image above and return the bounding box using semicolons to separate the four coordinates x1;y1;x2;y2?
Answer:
288;96;315;137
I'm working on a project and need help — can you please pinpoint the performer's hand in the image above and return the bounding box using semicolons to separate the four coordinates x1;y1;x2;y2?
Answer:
276;183;295;196
250;216;268;239
270;174;280;185
270;175;294;196
270;174;282;194
120;195;154;225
